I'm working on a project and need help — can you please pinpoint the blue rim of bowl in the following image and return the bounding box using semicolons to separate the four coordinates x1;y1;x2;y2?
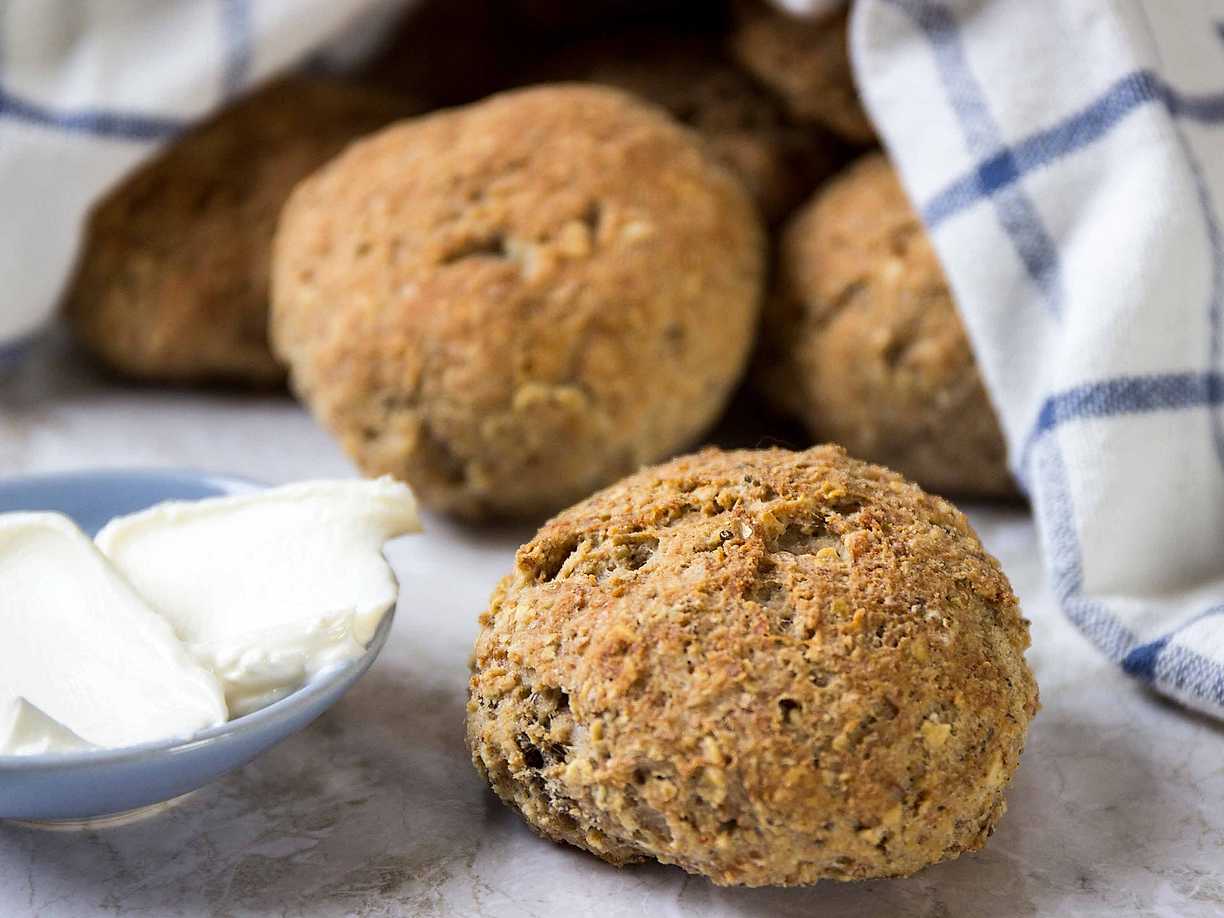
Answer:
0;467;266;500
0;468;395;771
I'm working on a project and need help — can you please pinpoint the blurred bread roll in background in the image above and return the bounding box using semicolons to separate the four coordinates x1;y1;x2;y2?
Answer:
65;78;412;387
759;153;1014;497
519;31;847;223
730;0;876;145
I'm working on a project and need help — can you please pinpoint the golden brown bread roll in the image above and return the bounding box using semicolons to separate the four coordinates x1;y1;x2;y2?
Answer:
467;445;1037;885
272;85;765;519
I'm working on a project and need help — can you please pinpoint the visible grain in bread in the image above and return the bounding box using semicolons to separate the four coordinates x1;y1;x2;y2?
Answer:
467;445;1037;885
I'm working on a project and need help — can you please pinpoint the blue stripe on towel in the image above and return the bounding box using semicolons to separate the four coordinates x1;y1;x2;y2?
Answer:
0;87;184;140
219;0;252;99
1029;372;1224;443
0;4;183;141
1158;644;1224;708
1122;637;1170;680
1125;605;1224;696
884;0;1224;714
888;0;1064;315
924;69;1224;228
1031;436;1137;662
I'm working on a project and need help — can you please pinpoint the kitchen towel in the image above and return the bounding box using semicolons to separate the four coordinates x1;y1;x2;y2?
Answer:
854;0;1224;717
0;0;402;354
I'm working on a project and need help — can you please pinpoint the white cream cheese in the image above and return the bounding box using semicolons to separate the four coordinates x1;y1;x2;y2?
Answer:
0;513;228;749
0;698;94;755
96;478;420;715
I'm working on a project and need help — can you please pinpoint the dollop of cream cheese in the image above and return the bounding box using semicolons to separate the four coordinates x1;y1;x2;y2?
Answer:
96;478;421;715
0;513;228;749
0;698;94;755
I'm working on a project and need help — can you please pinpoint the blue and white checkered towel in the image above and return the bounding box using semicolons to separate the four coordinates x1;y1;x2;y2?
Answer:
854;0;1224;718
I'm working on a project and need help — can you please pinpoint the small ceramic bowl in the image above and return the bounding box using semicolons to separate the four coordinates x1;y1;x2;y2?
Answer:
0;469;394;824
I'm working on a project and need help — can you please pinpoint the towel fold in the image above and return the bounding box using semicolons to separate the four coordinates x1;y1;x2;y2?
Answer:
855;0;1224;717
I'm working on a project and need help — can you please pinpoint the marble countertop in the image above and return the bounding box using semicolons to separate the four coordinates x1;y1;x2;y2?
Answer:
2;334;1222;918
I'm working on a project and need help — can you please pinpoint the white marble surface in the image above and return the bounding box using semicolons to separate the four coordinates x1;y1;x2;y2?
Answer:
2;334;1223;918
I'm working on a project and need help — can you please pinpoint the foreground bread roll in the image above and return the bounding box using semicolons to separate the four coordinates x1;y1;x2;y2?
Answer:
467;445;1037;886
66;79;409;386
272;85;765;519
730;2;876;145
760;153;1014;497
